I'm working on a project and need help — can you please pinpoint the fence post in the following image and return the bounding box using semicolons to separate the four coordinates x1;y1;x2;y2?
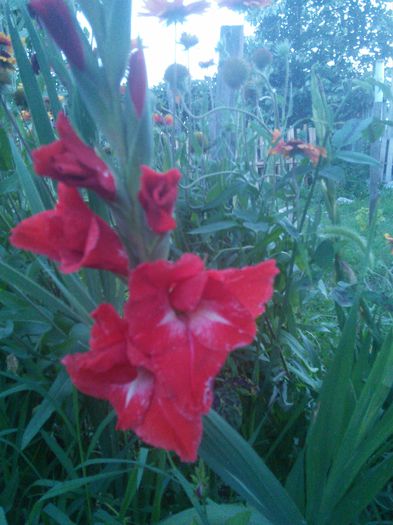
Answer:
369;59;384;223
210;25;244;161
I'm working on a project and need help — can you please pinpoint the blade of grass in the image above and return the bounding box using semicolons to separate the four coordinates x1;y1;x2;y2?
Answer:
21;370;72;450
118;448;149;519
43;504;76;525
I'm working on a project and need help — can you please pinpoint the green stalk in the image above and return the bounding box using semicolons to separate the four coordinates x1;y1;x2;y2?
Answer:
72;389;93;523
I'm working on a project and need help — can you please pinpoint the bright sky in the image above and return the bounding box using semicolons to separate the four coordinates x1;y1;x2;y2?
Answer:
131;1;254;86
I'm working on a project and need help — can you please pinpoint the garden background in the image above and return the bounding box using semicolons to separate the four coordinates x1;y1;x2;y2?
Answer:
1;0;393;524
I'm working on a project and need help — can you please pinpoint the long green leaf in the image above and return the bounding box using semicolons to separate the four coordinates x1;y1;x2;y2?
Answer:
320;331;393;515
38;470;129;501
311;68;332;143
200;411;306;525
0;261;80;322
335;150;380;166
43;504;76;525
189;221;238;235
103;0;131;87
304;301;358;520
159;503;263;525
0;507;8;525
9;139;45;214
7;7;55;145
20;4;62;118
37;260;95;324
329;454;393;524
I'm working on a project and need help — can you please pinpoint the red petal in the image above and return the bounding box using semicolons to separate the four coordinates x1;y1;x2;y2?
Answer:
32;113;116;200
19;183;129;275
138;165;181;233
62;304;153;428
189;278;256;351
133;393;203;462
9;211;63;260
90;304;128;351
209;259;279;317
128;254;204;301
112;368;155;429
170;271;208;312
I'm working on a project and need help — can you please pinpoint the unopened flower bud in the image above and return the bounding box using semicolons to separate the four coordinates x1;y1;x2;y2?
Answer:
128;44;147;118
28;0;85;70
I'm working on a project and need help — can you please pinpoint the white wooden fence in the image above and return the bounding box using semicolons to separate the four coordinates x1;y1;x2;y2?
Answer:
255;117;393;182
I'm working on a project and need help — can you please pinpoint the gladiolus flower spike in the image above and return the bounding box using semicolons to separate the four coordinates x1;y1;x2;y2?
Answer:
62;254;279;461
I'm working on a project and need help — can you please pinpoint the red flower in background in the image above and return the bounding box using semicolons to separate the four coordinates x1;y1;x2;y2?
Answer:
62;304;203;462
138;165;181;233
269;129;327;166
218;0;271;9
384;233;393;254
153;113;174;126
28;0;85;70
141;0;209;24
10;183;129;276
125;254;279;416
32;113;116;201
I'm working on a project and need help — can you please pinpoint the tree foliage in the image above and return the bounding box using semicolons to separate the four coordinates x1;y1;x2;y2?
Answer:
250;0;392;76
247;0;392;122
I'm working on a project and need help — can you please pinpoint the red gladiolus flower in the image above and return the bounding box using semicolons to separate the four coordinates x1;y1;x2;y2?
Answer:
128;44;148;118
62;255;278;461
32;113;116;200
29;0;85;70
138;165;181;233
62;304;203;462
141;0;209;25
10;183;129;276
125;254;279;416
